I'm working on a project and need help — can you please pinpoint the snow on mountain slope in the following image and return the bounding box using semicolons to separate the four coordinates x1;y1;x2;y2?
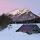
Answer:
5;9;31;20
0;8;39;22
8;9;30;15
5;8;39;22
0;9;40;31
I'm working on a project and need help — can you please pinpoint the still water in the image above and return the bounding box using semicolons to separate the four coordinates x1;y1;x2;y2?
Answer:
0;24;40;40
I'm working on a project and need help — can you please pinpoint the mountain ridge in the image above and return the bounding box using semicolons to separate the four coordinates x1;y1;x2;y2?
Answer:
6;9;40;23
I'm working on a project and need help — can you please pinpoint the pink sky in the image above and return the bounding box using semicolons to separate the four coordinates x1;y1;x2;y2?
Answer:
0;0;40;16
0;0;15;12
0;0;31;13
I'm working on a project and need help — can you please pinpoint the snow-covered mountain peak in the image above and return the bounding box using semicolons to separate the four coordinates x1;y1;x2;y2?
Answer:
8;9;31;15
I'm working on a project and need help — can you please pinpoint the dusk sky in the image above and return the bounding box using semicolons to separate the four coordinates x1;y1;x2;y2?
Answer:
0;0;40;16
0;0;40;40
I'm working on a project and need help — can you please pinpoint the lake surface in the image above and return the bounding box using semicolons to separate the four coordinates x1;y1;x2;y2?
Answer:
0;24;40;40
